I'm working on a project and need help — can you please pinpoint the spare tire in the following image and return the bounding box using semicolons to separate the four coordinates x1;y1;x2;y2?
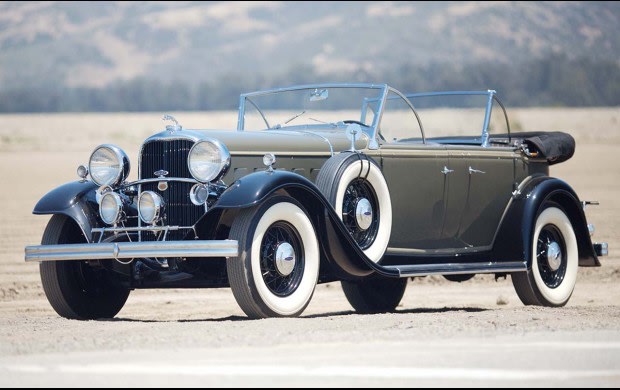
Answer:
316;152;392;263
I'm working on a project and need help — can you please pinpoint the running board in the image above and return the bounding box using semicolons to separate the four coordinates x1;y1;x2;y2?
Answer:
380;261;527;278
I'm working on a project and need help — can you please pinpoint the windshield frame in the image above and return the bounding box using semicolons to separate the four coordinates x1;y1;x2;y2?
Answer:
237;83;390;149
404;90;511;146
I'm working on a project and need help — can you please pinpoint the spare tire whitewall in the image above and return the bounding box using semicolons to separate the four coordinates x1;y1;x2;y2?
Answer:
227;196;320;318
317;153;392;263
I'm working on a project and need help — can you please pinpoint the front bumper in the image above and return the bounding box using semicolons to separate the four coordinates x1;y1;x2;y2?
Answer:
25;240;238;262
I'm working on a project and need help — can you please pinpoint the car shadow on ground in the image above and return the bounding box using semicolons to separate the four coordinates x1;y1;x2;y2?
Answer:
303;307;489;319
104;307;488;323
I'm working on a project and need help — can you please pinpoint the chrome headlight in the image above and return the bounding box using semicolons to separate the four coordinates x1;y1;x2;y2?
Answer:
88;145;130;186
188;140;230;183
99;192;123;225
138;191;164;225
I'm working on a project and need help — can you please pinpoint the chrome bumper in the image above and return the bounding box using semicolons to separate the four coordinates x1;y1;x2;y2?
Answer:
25;240;238;262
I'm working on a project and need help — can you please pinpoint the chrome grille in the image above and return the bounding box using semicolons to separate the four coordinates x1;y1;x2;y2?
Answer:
140;139;203;241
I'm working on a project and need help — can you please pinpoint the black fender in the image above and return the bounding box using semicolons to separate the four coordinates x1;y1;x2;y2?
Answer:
209;170;378;279
33;180;101;243
492;175;599;268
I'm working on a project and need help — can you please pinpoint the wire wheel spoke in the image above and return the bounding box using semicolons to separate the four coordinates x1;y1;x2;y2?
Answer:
342;178;380;250
259;222;305;297
536;224;567;289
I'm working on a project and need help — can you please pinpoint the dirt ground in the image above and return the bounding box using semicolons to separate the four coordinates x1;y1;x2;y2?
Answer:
0;108;618;387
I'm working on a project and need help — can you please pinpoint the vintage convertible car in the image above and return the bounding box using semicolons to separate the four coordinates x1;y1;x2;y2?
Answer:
25;84;608;319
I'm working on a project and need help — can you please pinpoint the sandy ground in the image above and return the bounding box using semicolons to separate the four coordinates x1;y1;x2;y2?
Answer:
0;108;619;387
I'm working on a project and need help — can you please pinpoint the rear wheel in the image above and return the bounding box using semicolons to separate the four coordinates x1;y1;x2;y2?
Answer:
227;196;320;318
39;215;130;320
512;203;578;307
341;277;407;314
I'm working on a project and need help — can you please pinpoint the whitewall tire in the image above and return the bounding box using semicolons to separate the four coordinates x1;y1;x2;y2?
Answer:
227;196;320;318
512;203;578;307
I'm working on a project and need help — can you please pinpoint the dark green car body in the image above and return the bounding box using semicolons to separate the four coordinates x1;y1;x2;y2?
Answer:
25;84;608;319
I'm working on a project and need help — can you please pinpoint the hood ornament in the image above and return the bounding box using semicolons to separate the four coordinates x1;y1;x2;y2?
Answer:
163;114;182;133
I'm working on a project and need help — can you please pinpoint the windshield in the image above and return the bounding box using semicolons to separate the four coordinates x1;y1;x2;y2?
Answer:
404;92;510;141
238;85;386;132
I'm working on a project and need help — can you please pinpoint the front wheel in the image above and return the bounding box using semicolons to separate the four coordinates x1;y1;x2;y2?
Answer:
39;215;130;320
341;277;408;314
512;203;579;307
227;196;320;318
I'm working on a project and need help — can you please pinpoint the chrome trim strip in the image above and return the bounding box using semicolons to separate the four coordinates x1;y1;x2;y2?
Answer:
384;261;527;278
387;245;492;255
481;90;496;147
25;240;238;262
122;177;199;188
141;130;206;144
240;83;388;99
230;151;333;157
92;225;193;234
296;131;335;157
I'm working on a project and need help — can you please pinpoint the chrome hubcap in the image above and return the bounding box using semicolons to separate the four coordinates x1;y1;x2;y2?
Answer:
355;198;373;231
547;241;562;271
275;242;296;276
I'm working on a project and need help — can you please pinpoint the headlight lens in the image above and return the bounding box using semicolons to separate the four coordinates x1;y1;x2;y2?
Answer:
138;191;164;225
89;145;130;186
99;192;122;225
188;140;230;183
189;183;209;206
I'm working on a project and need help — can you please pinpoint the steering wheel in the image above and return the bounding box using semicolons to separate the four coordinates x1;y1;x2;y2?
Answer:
342;120;386;142
343;120;368;127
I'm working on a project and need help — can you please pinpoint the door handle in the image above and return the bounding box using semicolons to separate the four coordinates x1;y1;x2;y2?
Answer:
441;166;454;175
469;166;486;174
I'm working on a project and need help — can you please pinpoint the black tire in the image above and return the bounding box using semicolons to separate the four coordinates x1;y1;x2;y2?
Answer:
227;196;320;319
443;274;475;283
511;202;579;307
341;277;408;314
316;152;392;263
39;215;130;320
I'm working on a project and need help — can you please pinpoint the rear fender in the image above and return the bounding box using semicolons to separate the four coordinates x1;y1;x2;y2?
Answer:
493;176;599;268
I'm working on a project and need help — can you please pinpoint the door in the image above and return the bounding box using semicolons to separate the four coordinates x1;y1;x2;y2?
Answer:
439;149;470;248
378;90;449;251
380;144;449;250
457;148;515;248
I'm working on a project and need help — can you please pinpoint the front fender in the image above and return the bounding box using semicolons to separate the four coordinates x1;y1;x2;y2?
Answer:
211;170;376;278
492;176;599;268
215;170;317;209
33;180;100;243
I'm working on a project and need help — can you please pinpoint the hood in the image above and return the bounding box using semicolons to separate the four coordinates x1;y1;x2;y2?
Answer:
149;128;371;156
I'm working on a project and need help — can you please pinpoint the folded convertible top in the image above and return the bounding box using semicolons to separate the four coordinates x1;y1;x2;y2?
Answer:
508;131;576;165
